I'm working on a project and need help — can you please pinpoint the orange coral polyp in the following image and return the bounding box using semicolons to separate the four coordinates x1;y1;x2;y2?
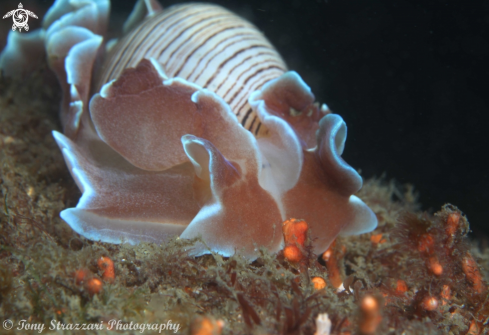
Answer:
428;257;443;276
370;233;386;245
190;316;224;335
421;296;438;311
284;245;303;263
86;278;103;295
359;295;381;334
467;320;480;335
282;218;309;263
445;212;461;237
73;269;89;285
395;279;408;294
97;256;115;282
417;233;435;254
312;277;327;290
322;249;333;262
322;241;343;288
282;218;308;247
462;253;485;294
441;285;451;305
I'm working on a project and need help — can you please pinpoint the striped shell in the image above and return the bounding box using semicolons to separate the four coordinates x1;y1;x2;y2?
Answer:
0;0;378;260
99;4;287;136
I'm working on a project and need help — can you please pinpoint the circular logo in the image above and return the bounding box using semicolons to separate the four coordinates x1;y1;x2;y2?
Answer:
13;9;27;27
2;4;38;32
3;319;14;330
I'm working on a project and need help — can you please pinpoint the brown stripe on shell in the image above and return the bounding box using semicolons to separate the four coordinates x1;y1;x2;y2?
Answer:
173;27;251;77
99;3;287;138
99;4;195;86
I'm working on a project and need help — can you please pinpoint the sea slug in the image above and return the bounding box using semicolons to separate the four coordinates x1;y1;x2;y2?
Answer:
0;0;377;260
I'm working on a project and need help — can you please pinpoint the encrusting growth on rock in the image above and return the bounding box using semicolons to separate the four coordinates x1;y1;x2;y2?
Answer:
86;278;103;296
312;277;327;291
97;256;115;283
420;296;438;312
321;240;345;289
71;256;117;296
282;218;309;264
462;253;485;295
190;315;224;335
359;295;382;335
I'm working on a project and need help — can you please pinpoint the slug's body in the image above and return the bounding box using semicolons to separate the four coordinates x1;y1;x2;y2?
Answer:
0;0;378;260
101;4;286;136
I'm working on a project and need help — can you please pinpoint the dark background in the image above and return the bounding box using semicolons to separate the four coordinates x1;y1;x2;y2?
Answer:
1;0;488;238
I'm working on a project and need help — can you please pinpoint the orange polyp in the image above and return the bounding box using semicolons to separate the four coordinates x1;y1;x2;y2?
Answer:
190;316;224;335
421;296;438;311
467;320;480;335
86;278;103;295
445;212;461;237
462;253;485;294
441;285;451;305
361;295;378;311
97;256;115;283
282;218;308;247
322;249;333;262
73;269;89;285
370;234;386;245
322;241;343;289
359;295;381;334
284;245;303;263
417;234;435;254
395;279;408;294
428;257;443;276
282;219;309;264
311;277;327;290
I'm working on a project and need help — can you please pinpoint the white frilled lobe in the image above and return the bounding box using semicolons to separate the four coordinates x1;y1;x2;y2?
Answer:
1;0;109;139
44;0;109;38
0;29;45;76
248;71;378;253
248;75;304;216
0;0;108;78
